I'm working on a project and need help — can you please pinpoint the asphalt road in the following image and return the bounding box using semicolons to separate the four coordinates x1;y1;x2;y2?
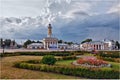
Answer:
0;49;75;53
0;49;119;53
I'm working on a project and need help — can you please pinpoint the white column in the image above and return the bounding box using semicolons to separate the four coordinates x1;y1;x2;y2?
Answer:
57;42;58;49
102;45;104;50
98;45;99;50
44;42;46;49
47;42;48;50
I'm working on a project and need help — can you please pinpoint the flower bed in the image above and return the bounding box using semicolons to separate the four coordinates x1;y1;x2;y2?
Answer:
74;56;110;67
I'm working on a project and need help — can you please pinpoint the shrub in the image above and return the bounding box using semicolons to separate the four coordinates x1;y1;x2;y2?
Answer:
98;57;120;63
73;51;90;55
98;51;120;58
0;53;20;57
62;55;76;60
18;52;73;56
14;62;119;79
41;55;56;65
26;60;41;64
14;62;21;68
1;52;74;57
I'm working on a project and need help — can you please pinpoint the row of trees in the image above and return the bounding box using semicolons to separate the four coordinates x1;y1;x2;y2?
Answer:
81;39;92;44
58;40;74;45
0;38;16;48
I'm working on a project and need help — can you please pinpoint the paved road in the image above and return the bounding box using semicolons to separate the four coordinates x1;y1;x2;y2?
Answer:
0;49;119;53
0;49;76;53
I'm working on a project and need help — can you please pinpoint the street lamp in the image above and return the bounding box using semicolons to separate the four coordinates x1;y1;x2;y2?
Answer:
2;41;5;54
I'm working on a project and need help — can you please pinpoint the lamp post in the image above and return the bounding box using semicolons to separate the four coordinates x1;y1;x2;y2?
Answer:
2;41;5;54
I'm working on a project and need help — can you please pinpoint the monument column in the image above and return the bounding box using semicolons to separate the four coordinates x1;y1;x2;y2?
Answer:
48;24;52;37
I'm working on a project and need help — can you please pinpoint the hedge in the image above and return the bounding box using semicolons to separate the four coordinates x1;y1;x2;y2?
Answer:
25;60;41;64
98;51;120;58
14;62;119;79
73;51;90;55
0;51;74;57
0;53;20;57
19;52;74;56
62;55;76;60
1;51;88;57
98;57;120;63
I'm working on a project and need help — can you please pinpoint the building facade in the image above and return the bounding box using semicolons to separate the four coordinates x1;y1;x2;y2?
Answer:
43;37;58;49
58;43;68;50
27;43;44;49
80;40;116;51
42;24;58;50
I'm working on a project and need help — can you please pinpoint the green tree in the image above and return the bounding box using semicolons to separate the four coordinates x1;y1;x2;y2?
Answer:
65;42;73;45
37;40;42;43
81;39;92;44
41;55;56;65
58;40;63;43
4;39;11;47
58;40;74;45
23;40;32;48
115;41;120;49
31;41;35;43
0;38;3;47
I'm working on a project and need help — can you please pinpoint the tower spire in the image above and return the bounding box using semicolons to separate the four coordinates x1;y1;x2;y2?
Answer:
48;23;52;37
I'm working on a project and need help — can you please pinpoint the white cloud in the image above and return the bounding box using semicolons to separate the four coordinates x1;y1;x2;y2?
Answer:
0;0;119;42
72;2;91;11
60;2;91;20
107;4;120;13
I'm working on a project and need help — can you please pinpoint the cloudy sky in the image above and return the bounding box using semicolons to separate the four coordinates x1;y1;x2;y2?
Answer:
0;0;119;43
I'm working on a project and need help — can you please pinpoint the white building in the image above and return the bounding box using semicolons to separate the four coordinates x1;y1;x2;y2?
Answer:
71;44;79;50
80;40;116;51
42;24;58;50
58;43;68;50
104;40;116;50
43;37;58;50
27;43;44;49
10;41;18;49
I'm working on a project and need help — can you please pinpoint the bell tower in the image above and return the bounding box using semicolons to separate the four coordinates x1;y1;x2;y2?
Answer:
48;24;52;37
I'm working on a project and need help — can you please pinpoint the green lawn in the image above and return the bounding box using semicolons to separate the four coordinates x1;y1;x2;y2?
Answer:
56;60;75;66
100;61;120;71
109;62;120;70
0;56;80;79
